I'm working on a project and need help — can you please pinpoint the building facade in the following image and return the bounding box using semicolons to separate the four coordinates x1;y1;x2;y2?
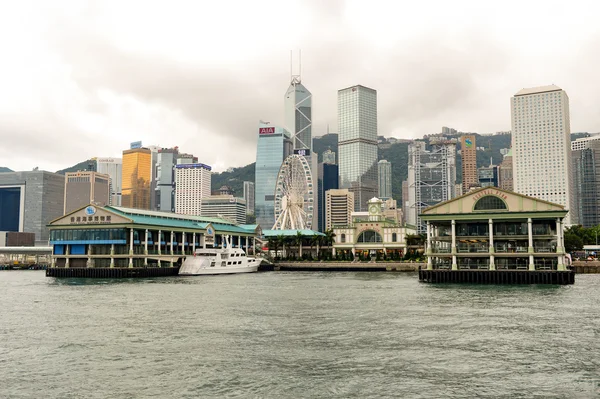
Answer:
478;164;499;188
498;150;513;191
460;135;477;192
122;148;152;210
318;163;339;231
422;187;568;271
154;147;179;212
322;149;336;165
571;134;600;151
511;85;573;224
332;197;416;258
174;163;212;216
243;181;255;216
325;189;354;230
0;171;65;242
407;140;457;233
64;171;110;214
254;123;293;229
96;157;122;206
378;160;392;200
572;140;600;227
338;85;378;212
200;195;246;225
285;76;312;153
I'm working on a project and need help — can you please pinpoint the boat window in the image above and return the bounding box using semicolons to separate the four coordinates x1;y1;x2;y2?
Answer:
210;262;215;267
221;262;226;267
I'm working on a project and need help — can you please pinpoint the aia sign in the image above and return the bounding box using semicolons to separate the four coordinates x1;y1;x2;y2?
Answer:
259;127;275;135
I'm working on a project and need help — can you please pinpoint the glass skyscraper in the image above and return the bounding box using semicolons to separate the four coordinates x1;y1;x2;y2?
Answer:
284;77;312;152
122;148;152;210
338;85;378;211
378;159;392;200
255;123;292;229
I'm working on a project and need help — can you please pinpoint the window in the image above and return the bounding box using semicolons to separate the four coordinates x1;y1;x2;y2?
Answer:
341;234;346;243
474;196;507;211
392;233;397;242
357;230;383;243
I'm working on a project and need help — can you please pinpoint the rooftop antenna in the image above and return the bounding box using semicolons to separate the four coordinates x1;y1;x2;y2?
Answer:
290;50;301;85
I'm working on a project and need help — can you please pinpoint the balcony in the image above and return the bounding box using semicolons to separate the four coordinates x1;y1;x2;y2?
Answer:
457;241;489;253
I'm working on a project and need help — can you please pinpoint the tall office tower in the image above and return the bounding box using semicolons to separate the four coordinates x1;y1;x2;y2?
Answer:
511;85;573;224
285;71;312;153
174;163;212;216
378;160;392;200
407;140;457;233
200;195;247;225
318;162;339;231
177;153;197;165
572;141;600;227
243;181;255;216
325;189;354;230
498;150;514;191
571;134;600;151
338;85;378;211
0;171;65;243
254;122;293;229
323;149;336;165
154;147;179;212
96;158;122;206
460;135;477;192
121;147;152;209
401;180;409;224
146;145;161;210
64;171;110;214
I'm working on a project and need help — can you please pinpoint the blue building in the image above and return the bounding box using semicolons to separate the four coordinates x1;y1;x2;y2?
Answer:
318;162;339;232
254;123;292;229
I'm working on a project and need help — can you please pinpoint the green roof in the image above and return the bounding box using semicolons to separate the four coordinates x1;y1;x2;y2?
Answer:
262;229;325;237
106;206;233;225
211;223;255;235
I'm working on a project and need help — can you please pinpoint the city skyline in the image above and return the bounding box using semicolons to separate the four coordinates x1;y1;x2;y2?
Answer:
2;1;600;173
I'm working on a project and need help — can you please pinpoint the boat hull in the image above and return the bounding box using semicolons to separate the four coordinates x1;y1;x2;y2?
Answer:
179;258;261;276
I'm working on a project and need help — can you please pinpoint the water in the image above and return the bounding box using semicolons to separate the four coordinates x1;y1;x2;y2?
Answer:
1;271;600;398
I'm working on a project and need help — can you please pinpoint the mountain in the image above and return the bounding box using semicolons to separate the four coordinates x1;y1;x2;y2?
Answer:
0;167;12;173
56;159;97;175
211;163;255;197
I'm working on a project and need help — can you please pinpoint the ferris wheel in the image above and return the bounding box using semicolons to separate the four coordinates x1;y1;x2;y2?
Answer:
273;154;314;230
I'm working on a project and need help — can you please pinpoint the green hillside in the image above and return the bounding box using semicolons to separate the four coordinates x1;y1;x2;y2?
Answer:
56;159;97;175
313;134;338;162
211;163;255;197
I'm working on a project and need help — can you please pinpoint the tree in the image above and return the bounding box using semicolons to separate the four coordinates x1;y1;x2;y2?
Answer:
276;235;287;259
294;231;304;259
310;234;321;259
267;237;280;258
564;231;584;253
324;229;336;254
246;214;257;224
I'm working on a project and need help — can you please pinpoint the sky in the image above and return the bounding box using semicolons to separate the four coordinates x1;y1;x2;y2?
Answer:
1;0;599;172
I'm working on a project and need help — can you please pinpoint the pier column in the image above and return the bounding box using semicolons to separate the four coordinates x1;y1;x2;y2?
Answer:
253;237;256;255
452;255;457;270
51;256;56;268
203;234;207;249
129;228;134;255
65;245;70;268
556;218;565;270
110;244;114;268
170;231;174;255
451;220;456;254
144;229;149;266
529;254;535;271
490;254;495;270
181;232;186;255
86;244;92;268
158;230;162;255
488;219;494;254
426;221;432;255
170;231;174;267
527;218;534;254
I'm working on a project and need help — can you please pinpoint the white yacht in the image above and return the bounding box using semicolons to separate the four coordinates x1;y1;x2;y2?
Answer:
179;235;261;275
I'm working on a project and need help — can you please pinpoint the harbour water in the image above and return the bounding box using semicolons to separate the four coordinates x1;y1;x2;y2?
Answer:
1;271;600;398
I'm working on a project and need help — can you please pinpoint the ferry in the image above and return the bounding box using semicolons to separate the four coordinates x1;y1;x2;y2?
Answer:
178;235;261;275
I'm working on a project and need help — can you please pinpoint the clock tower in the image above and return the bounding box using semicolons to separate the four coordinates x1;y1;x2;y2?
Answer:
367;197;383;220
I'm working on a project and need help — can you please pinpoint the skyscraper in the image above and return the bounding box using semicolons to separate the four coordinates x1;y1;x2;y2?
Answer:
498;150;513;191
378;160;392;200
174;163;212;216
325;189;354;230
318;162;339;232
200;195;247;225
322;149;336;165
243;181;255;216
284;76;312;152
254;122;293;229
121;147;152;209
64;171;110;214
338;85;378;211
407;140;457;233
572;141;600;227
460;135;477;192
96;157;122;206
155;147;179;212
511;85;573;224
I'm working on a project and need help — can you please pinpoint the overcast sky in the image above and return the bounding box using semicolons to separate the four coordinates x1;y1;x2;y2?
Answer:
1;0;599;172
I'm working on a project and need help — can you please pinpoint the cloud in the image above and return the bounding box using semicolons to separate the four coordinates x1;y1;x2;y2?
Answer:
0;0;599;173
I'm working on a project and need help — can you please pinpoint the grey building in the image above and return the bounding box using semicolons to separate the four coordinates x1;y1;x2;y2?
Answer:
338;85;378;211
154;148;179;212
64;171;110;214
322;149;336;165
96;157;122;206
243;181;255;216
572;140;600;227
201;195;247;225
0;171;65;243
378;160;392;200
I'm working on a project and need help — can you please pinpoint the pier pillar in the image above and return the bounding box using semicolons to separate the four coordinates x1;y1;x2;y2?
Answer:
452;255;457;270
110;244;114;268
529;254;535;271
65;245;70;268
451;220;456;254
527;218;534;253
192;233;196;254
129;228;134;255
488;219;494;254
182;232;186;255
252;237;256;254
158;230;162;255
426;222;432;255
87;244;92;268
490;254;495;270
144;229;149;255
170;231;174;267
556;218;565;254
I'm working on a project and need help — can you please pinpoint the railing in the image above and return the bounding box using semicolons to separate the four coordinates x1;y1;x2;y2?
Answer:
457;244;489;253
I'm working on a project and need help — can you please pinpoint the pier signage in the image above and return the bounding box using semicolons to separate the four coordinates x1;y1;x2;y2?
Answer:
472;189;508;201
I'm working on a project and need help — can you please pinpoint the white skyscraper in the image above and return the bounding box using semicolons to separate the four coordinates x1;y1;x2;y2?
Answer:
243;181;255;216
96;157;122;206
511;85;573;224
174;163;212;216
